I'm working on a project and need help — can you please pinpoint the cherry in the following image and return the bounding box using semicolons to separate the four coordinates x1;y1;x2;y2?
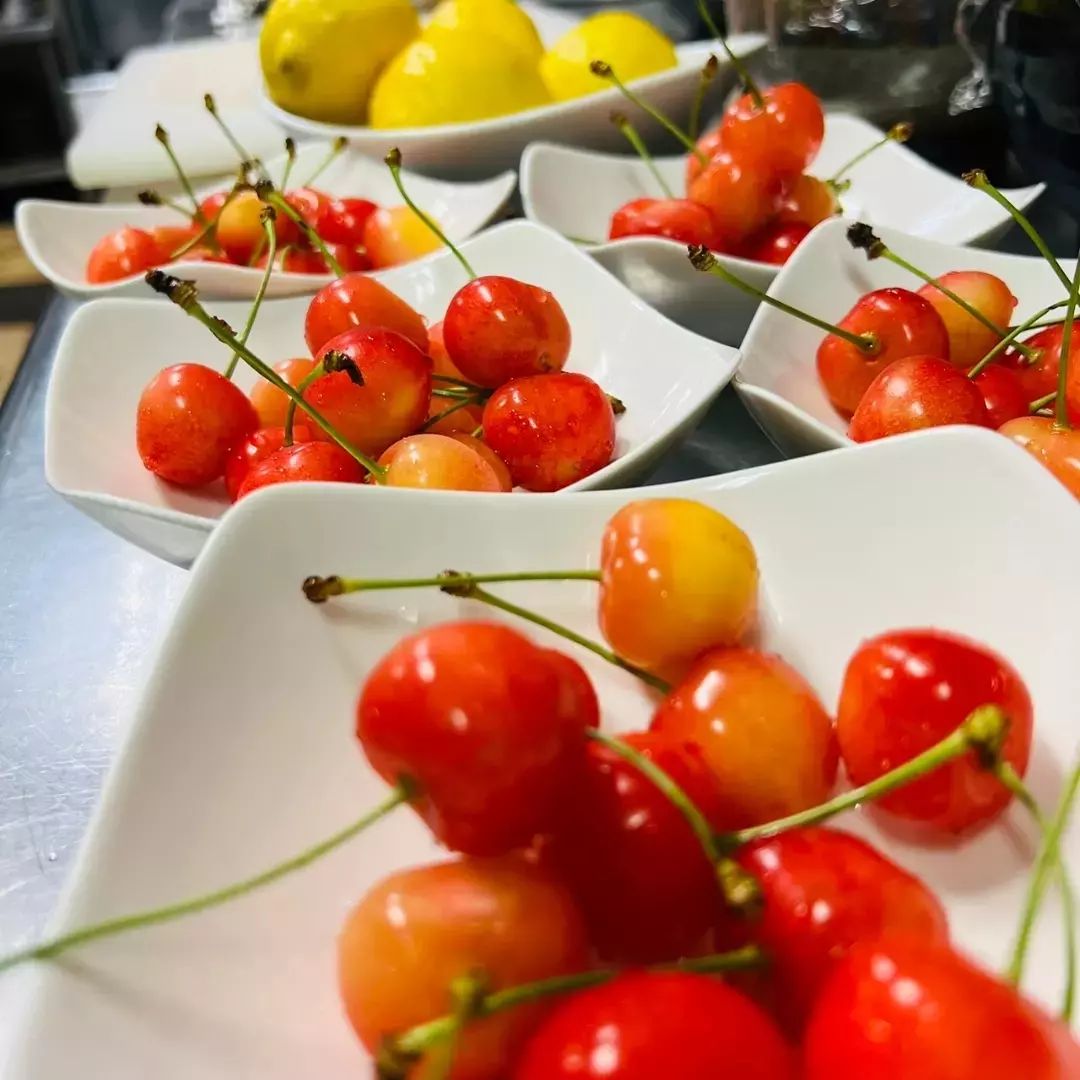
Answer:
848;354;989;442
608;197;721;248
598;499;758;679
363;205;444;269
306;327;431;456
917;271;1017;370
378;433;505;491
216;189;297;263
424;396;484;436
720;82;825;178
86;226;161;284
652;647;837;828
197;189;228;222
836;628;1033;834
1000;415;1080;498
685;126;725;186
974;364;1030;427
545;731;727;963
339;857;590;1080
356;622;599;854
319;196;378;246
776;173;837;228
1004;324;1074;403
481;373;614;491
447;433;513;491
817;288;951;416
513;971;795;1079
150;223;199;263
304;272;428;355
443;276;571;388
746;221;810;265
224;423;315;501
254;246;324;274
136;363;258;486
250;357;318;428
687;149;786;247
283;185;332;228
235;439;365;498
427;319;467;381
803;938;1080;1079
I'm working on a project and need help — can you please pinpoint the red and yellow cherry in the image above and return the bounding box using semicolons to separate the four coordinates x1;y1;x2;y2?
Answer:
304;272;428;355
443;277;571;388
427;320;467;381
514;971;796;1080
481;373;614;492
215;190;297;264
803;939;1080;1079
652;647;837;828
721;82;825;178
150;223;199;262
363;204;444;269
776;173;837;228
608;198;722;248
249;357;318;428
1004;324;1072;402
378;433;504;492
224;423;315;501
685;126;725;186
598;499;758;679
306;327;431;456
235;439;365;498
319;196;378;246
447;433;513;491
545;732;727;963
356;622;598;855
817;288;951;416
746;221;810;265
973;364;1029;427
423;396;484;436
339;857;590;1080
687;149;786;246
917;271;1017;370
848;355;989;442
135;363;258;487
86;226;161;284
836;628;1033;834
1000;415;1080;498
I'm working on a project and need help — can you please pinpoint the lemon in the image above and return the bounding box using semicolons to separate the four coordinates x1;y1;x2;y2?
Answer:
540;12;676;101
423;0;542;62
369;31;550;128
260;0;419;124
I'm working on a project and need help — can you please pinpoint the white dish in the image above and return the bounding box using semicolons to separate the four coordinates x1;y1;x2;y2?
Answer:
6;427;1078;1078
17;144;516;300
735;217;1076;456
44;219;738;567
520;114;1045;343
262;36;765;180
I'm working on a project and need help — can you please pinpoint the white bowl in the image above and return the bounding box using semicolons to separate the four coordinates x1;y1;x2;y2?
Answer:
735;217;1076;456
16;143;516;300
6;427;1078;1079
262;36;765;180
44;219;738;567
520;114;1045;343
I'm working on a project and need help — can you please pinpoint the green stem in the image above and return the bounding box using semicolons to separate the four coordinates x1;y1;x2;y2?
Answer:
432;373;489;393
302;568;601;603
153;124;204;221
303;136;347;188
612;112;674;198
967;300;1068;379
828;122;913;186
260;188;343;277
168;188;237;259
688;54;719;140
279;138;297;191
284;362;326;445
1054;255;1080;428
1030;391;1057;414
224;211;277;380
469;424;483;439
0;783;412;976
420;396;482;432
137;189;197;221
695;0;762;107
203;93;263;178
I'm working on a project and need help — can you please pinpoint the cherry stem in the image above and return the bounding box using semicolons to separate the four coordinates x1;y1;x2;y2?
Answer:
284;362;325;444
721;704;1009;848
224;208;277;380
144;271;387;479
1053;254;1080;428
967;300;1068;379
279;137;297;191
302;568;601;602
964;170;1074;295
137;188;197;222
420;396;483;432
0;782;413;977
590;61;707;164
383;148;475;280
1029;391;1057;413
695;0;762;107
302;136;347;188
432;373;489;393
688;54;719;140
257;184;344;277
168;184;238;259
611;111;674;199
203;92;263;178
153;123;205;222
827;122;913;187
688;245;879;353
470;424;483;438
414;973;487;1080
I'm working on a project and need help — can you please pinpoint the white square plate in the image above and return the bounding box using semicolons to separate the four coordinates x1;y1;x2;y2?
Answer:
520;114;1044;343
735;217;1075;456
16;144;516;300
5;427;1078;1079
44;219;738;567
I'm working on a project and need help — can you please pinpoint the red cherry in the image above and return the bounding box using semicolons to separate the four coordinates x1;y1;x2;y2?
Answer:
149;223;199;263
136;363;257;487
685;126;725;186
86;226;160;284
197;190;228;221
776;173;837;228
379;433;505;491
443;276;571;388
304;272;428;355
917;271;1018;370
1000;415;1080;498
236;439;365;498
250;357;318;428
836;628;1033;834
514;971;796;1080
255;246;325;274
1004;324;1075;403
608;197;721;248
427;319;467;380
848;354;989;442
745;221;810;265
817;288;951;416
545;732;727;963
804;939;1080;1079
687;149;786;247
974;364;1029;427
481;372;615;491
356;622;599;855
284;186;331;229
720;82;825;178
320;196;378;246
223;424;315;501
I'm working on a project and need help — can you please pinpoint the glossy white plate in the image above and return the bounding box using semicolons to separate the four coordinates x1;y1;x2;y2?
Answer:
520;114;1045;343
262;36;765;180
735;217;1076;456
17;143;516;300
44;219;738;567
5;427;1078;1079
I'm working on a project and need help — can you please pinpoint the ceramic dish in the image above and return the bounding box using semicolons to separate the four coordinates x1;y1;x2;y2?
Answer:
261;35;764;180
44;219;738;567
520;114;1045;343
16;144;516;300
734;217;1076;456
5;427;1077;1078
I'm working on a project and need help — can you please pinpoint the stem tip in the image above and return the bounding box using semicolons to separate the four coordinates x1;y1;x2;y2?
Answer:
302;575;345;603
687;244;717;272
385;147;403;169
846;222;886;259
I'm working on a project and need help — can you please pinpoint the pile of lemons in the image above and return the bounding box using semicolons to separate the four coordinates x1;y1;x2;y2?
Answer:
260;0;677;127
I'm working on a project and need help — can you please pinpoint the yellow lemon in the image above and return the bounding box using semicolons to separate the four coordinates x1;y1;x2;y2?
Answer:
540;12;676;101
260;0;419;124
369;31;550;128
423;0;542;62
